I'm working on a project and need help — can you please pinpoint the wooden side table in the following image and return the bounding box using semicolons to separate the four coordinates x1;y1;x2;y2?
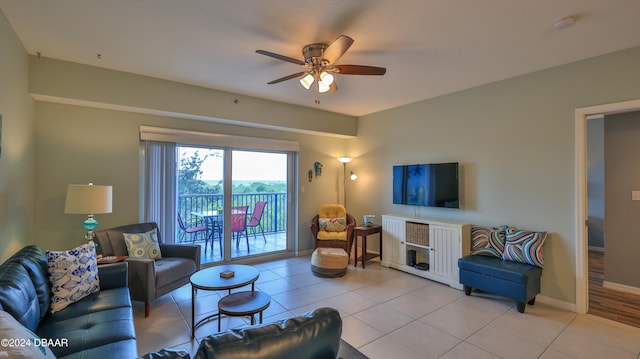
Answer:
353;225;383;268
97;255;128;265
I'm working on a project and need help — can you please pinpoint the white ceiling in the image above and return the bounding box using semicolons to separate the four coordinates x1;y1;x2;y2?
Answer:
2;0;640;117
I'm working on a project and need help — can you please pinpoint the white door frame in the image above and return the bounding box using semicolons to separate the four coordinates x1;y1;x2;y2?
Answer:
574;98;640;313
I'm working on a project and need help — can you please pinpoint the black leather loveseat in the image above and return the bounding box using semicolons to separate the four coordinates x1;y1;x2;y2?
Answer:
0;245;137;358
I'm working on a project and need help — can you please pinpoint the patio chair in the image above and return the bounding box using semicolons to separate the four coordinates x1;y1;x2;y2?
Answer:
231;206;250;253
247;201;267;242
177;213;208;245
191;210;223;256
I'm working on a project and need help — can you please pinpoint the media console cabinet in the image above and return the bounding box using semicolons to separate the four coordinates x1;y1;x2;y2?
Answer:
381;214;471;289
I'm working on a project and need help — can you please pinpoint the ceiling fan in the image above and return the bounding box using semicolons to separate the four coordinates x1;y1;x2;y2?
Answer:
256;35;386;94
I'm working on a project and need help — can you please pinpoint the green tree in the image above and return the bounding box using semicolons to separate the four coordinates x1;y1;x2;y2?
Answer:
178;151;218;194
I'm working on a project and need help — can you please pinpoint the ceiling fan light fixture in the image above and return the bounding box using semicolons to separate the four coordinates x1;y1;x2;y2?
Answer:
318;81;331;93
319;71;334;86
299;73;315;90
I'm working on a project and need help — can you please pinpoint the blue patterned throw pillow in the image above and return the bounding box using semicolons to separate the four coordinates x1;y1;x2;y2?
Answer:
502;228;548;268
123;228;162;259
46;243;100;313
470;225;507;257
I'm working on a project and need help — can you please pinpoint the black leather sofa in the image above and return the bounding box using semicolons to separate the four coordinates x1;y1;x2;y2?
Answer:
0;245;137;358
139;308;345;359
0;245;351;359
194;307;342;359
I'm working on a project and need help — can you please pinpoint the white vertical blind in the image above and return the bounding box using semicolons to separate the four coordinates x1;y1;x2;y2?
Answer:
143;140;177;243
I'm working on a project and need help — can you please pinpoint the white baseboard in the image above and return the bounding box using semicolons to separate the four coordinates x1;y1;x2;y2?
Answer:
603;280;640;295
537;294;576;312
588;246;605;252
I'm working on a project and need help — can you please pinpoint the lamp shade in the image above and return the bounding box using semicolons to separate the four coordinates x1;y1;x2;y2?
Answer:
319;71;334;86
299;73;315;90
64;184;113;214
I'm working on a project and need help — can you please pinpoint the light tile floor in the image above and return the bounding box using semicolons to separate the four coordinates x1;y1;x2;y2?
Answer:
134;256;640;359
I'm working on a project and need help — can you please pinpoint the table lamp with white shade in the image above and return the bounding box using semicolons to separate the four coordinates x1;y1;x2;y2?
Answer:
64;183;112;243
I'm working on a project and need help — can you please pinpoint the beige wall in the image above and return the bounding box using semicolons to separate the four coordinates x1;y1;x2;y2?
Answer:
33;102;349;252
347;46;640;304
0;10;35;261
28;57;356;253
29;57;358;138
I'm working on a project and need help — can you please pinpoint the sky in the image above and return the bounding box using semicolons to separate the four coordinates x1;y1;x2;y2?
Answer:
179;147;287;181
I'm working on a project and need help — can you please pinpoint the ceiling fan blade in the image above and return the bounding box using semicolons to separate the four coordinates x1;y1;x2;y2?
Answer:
267;72;308;84
334;65;386;75
256;50;305;66
321;35;354;64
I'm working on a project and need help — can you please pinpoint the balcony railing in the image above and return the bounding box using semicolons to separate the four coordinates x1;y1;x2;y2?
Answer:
177;192;287;242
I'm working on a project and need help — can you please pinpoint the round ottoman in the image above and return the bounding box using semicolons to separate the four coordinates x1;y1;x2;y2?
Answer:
311;247;348;277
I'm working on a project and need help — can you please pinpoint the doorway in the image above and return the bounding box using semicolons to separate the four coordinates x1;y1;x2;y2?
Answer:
575;98;640;318
586;111;640;328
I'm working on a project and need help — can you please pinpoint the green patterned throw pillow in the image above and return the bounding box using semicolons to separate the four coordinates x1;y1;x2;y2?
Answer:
123;228;162;259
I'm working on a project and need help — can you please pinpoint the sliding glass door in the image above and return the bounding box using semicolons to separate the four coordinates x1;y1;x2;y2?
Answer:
177;147;225;262
230;150;288;259
177;146;291;264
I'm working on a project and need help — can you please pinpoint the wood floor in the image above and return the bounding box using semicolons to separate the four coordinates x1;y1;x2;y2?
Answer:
588;250;640;328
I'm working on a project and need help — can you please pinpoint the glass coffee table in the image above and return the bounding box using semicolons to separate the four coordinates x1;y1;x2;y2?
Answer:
190;264;260;338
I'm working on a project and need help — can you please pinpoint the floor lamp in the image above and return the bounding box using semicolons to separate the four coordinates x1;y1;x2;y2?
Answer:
337;157;357;209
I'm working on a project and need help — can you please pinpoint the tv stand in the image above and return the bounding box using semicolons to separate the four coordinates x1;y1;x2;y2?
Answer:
381;214;470;289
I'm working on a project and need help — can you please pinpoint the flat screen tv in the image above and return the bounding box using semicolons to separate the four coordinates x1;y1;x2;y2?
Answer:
393;162;459;208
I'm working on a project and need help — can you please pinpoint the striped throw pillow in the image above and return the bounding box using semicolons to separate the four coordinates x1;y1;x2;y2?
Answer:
470;225;507;258
502;228;548;268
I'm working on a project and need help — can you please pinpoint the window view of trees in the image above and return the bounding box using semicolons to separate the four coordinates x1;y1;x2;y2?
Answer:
178;150;221;195
178;149;286;195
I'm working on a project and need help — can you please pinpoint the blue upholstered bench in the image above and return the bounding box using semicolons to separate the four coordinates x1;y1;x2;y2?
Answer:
458;255;542;313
